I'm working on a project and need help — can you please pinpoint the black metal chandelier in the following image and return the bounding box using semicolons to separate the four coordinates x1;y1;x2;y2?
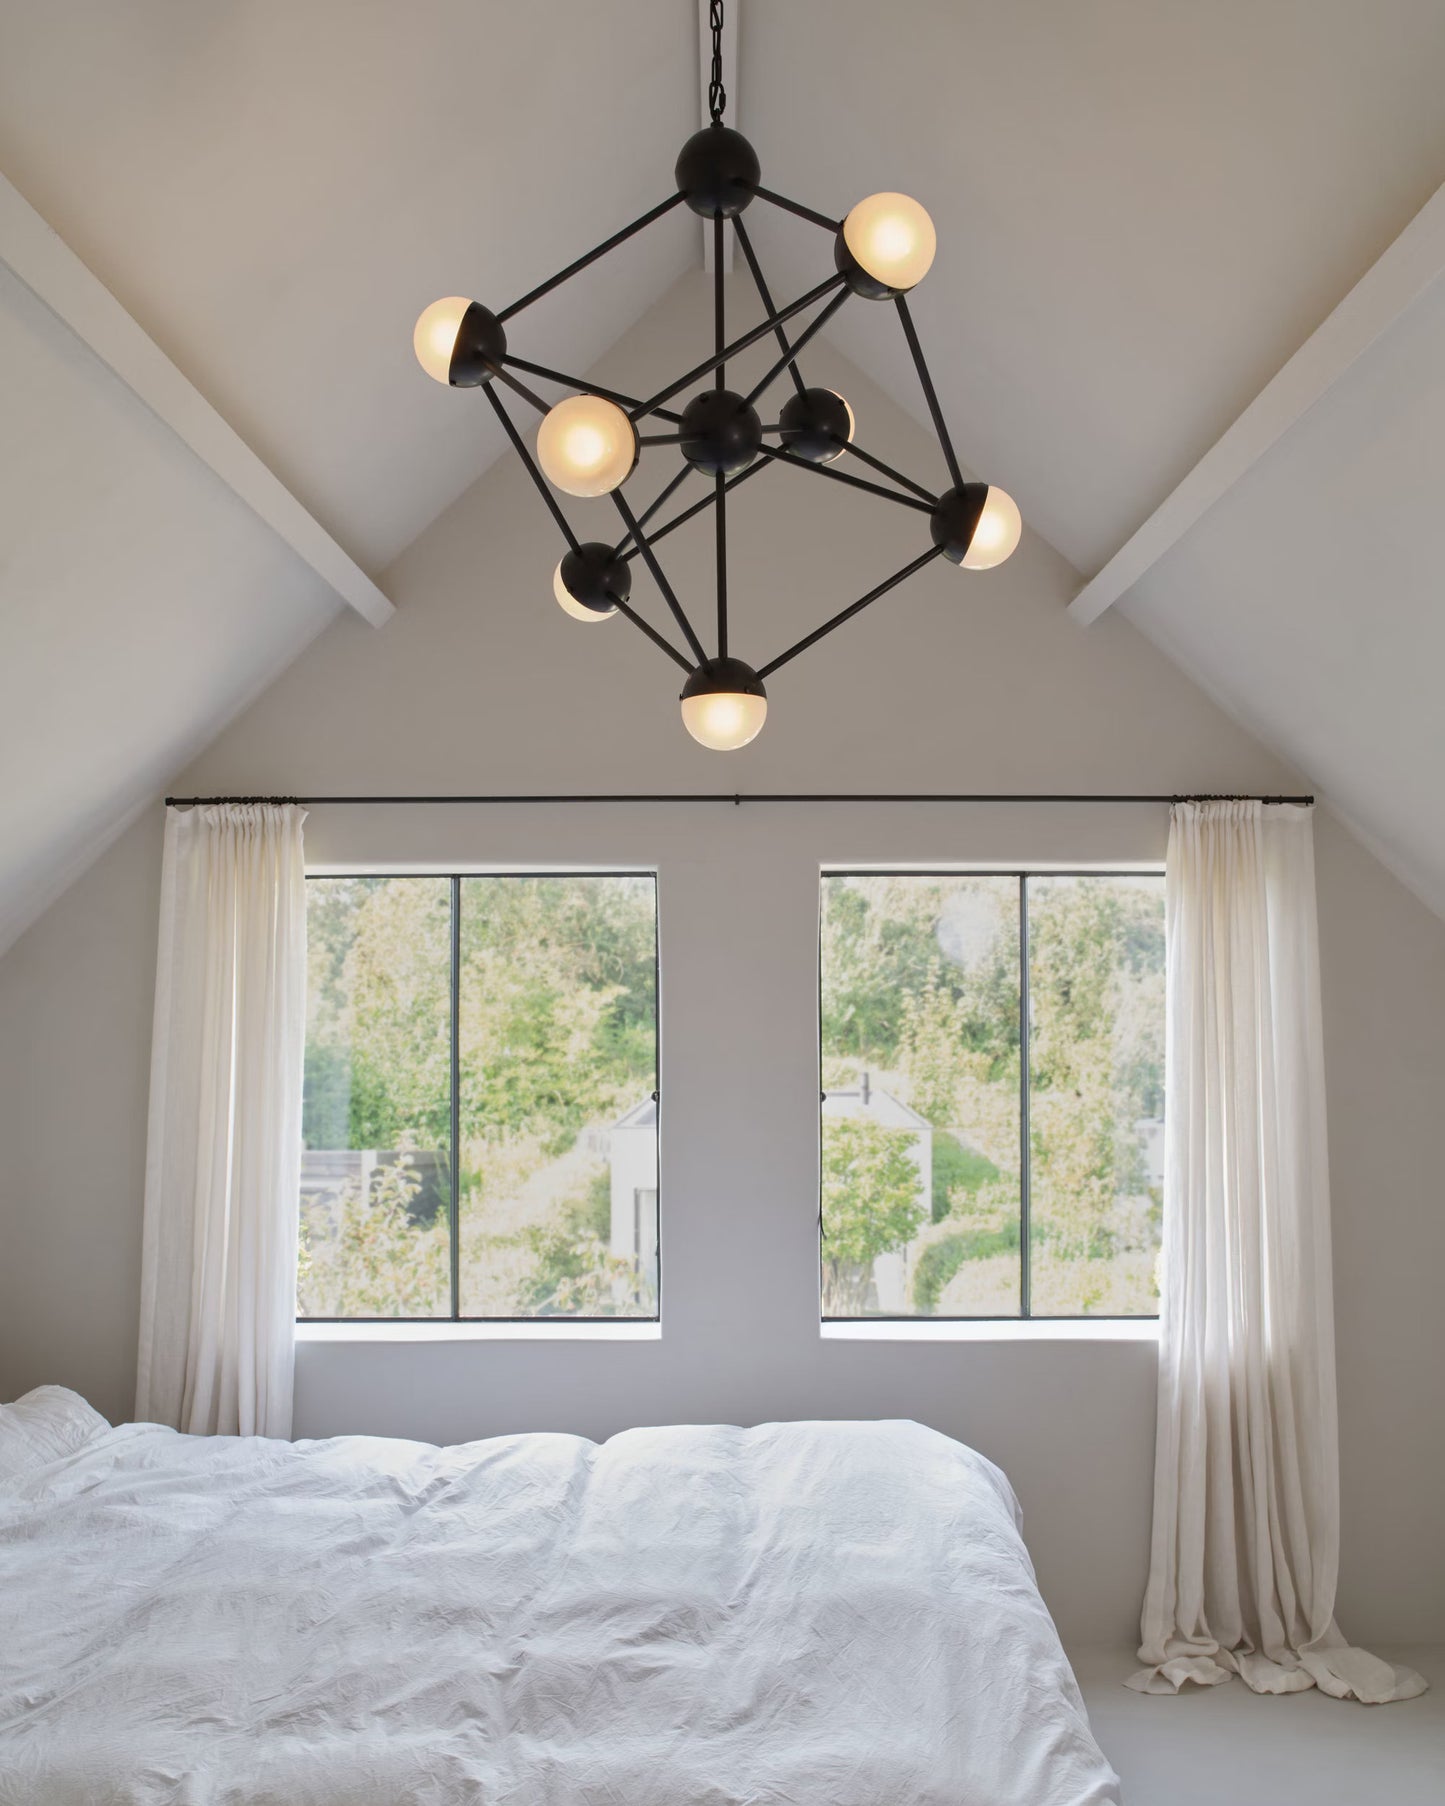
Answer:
413;0;1021;750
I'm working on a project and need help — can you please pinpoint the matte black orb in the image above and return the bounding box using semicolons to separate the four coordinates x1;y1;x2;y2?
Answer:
778;387;853;463
833;231;899;301
679;388;763;474
930;484;991;564
679;656;766;704
558;541;631;615
448;302;508;385
675;124;761;218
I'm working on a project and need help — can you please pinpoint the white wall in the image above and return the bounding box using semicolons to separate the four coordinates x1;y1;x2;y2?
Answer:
1;277;1441;1646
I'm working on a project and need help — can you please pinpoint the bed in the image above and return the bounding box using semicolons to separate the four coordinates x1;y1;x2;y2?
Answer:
0;1388;1120;1805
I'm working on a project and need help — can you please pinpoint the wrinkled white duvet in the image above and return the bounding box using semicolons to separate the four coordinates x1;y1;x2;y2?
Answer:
0;1394;1120;1805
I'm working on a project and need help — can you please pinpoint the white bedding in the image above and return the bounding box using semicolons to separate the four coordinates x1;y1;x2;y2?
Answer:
0;1393;1120;1805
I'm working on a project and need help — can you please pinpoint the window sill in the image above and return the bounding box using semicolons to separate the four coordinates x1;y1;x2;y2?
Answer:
820;1317;1159;1343
296;1320;662;1344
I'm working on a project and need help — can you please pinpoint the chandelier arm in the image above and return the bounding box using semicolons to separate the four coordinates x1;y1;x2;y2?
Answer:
753;185;842;233
632;273;845;418
893;294;965;492
757;546;946;679
754;442;936;514
716;472;728;659
732;215;807;397
837;441;938;505
611;491;709;667
492;366;550;415
744;287;850;406
613;464;694;554
620;457;766;558
484;385;580;553
503;357;684;425
714;214;727;390
605;591;695;674
497;192;687;324
638;433;686;446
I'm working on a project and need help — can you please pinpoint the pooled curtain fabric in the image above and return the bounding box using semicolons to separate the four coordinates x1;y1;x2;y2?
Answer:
1131;801;1425;1703
136;804;307;1440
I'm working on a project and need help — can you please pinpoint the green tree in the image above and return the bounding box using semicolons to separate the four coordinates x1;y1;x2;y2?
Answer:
821;1116;927;1315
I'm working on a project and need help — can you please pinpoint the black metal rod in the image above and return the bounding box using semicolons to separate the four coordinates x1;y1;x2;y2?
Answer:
733;214;807;396
714;213;725;392
611;491;709;666
633;273;845;418
755;441;935;514
716;472;727;659
754;185;841;232
614;464;694;554
621;457;767;558
840;441;937;505
493;366;550;415
168;792;1317;807
638;433;685;446
745;287;849;405
605;591;694;673
757;546;945;678
484;386;580;553
498;191;686;323
448;875;461;1320
504;357;683;425
895;293;964;491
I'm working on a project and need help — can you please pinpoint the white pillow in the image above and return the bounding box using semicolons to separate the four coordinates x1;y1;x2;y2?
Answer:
0;1385;110;1481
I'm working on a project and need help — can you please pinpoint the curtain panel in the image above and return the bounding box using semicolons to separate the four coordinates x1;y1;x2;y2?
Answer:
1132;801;1424;1703
135;803;307;1439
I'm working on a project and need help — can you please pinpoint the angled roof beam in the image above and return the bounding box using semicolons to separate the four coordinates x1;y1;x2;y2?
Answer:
1070;180;1445;625
0;170;393;627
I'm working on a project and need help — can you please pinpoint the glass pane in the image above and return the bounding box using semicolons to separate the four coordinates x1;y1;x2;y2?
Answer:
298;877;452;1319
820;875;1021;1317
457;875;658;1318
1027;874;1165;1316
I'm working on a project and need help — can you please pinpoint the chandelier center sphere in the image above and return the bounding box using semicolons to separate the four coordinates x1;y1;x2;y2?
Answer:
679;388;763;474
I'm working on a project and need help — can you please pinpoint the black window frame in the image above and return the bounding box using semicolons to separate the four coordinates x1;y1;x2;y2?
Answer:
299;868;662;1325
819;866;1165;1323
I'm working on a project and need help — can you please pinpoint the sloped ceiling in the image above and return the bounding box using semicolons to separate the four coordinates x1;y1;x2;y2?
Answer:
2;0;1445;944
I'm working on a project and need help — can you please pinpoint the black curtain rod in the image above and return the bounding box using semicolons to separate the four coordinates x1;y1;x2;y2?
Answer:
164;791;1314;808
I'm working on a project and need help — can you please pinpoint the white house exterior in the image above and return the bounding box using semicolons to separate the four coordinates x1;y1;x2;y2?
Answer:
608;1097;659;1300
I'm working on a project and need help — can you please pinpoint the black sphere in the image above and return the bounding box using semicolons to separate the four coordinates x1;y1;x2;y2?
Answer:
679;388;763;474
778;387;853;463
930;484;991;564
675;124;761;218
448;302;507;386
833;231;899;301
680;656;766;704
558;541;631;615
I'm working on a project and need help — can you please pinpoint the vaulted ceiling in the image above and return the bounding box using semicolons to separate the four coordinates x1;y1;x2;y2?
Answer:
2;0;1444;945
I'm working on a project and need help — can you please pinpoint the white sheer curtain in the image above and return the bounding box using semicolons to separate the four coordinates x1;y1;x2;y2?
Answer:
135;803;307;1440
1131;801;1425;1702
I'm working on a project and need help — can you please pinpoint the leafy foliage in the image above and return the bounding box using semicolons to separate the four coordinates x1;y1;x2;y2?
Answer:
300;876;657;1320
821;1117;928;1315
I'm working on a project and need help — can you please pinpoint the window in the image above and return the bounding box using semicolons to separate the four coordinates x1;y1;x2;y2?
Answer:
820;872;1165;1319
299;873;659;1321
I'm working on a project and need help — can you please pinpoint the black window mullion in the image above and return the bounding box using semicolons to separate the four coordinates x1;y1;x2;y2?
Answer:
1019;874;1032;1319
449;875;461;1321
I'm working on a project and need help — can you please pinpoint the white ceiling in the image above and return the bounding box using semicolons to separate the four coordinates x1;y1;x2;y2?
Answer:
2;0;1445;940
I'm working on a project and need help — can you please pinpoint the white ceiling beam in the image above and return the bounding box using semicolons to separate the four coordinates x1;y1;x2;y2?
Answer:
1069;179;1445;625
698;0;739;274
0;171;393;627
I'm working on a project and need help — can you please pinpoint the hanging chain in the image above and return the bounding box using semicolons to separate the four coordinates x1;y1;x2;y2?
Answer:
708;0;727;123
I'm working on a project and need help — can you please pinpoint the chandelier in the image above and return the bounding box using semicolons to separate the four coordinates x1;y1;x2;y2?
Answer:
412;0;1021;750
